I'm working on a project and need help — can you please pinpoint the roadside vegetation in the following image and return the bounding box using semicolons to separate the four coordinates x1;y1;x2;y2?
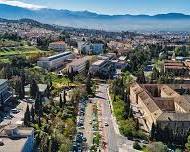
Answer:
109;71;147;140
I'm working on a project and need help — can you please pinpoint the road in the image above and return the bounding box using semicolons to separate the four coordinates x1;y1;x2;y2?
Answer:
90;83;139;152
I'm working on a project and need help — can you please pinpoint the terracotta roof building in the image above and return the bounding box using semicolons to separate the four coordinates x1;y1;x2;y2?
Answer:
130;83;190;134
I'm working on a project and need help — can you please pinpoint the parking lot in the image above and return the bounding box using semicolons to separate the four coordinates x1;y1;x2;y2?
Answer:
0;99;33;126
71;99;88;152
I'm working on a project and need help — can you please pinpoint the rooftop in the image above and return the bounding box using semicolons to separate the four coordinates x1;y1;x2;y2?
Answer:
157;112;190;122
0;125;34;152
47;51;72;61
50;41;65;45
67;57;87;67
92;60;106;66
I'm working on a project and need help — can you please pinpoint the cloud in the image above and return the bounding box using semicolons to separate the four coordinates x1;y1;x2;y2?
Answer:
0;0;46;10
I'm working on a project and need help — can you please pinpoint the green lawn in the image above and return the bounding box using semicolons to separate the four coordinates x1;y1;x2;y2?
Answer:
0;46;45;56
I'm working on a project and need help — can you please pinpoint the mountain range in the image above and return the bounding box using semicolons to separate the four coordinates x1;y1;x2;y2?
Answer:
0;4;190;32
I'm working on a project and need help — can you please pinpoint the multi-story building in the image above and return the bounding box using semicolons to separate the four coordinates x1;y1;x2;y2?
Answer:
0;79;12;107
49;41;67;51
37;51;74;71
0;125;34;152
130;83;190;135
66;57;88;73
164;60;189;76
78;42;104;55
89;54;115;78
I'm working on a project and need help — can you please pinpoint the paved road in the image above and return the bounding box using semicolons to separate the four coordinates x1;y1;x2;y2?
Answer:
91;83;138;152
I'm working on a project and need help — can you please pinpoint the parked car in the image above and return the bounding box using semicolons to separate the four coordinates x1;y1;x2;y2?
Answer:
11;108;20;114
104;122;109;126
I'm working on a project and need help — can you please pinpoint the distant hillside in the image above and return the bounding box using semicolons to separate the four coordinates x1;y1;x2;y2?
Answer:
0;18;59;31
0;4;190;32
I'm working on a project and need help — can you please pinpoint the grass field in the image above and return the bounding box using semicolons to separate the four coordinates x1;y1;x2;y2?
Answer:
0;46;45;56
0;45;53;63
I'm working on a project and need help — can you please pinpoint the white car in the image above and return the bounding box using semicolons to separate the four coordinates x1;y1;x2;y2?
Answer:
104;122;109;127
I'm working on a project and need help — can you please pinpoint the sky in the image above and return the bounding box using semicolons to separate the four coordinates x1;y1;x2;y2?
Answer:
0;0;190;15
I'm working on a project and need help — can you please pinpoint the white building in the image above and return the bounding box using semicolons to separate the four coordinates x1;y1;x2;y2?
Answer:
37;51;74;71
48;41;67;51
78;42;104;55
67;57;88;73
0;125;34;152
0;79;12;107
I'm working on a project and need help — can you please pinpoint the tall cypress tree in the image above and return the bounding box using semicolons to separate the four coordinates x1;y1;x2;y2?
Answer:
20;72;25;98
86;74;92;94
24;104;30;126
59;93;63;108
31;105;35;123
30;79;39;99
85;60;90;76
150;123;156;141
63;90;67;105
68;67;74;82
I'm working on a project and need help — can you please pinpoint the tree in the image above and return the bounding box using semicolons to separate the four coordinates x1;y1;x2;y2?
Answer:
63;90;67;105
85;60;90;76
150;123;156;141
86;74;93;95
144;142;168;152
136;69;146;84
68;67;74;82
133;141;142;150
24;104;30;126
31;105;35;123
30;79;39;99
151;67;160;81
20;72;25;98
16;78;25;99
186;135;190;151
59;93;63;108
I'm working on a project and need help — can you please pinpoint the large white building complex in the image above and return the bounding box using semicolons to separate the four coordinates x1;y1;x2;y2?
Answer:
37;51;74;70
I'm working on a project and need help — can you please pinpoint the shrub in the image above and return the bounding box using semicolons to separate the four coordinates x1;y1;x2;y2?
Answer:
133;141;142;150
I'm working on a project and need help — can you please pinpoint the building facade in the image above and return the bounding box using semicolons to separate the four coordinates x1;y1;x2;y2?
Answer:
89;54;115;78
48;41;67;51
66;57;88;74
0;79;12;107
0;125;34;152
37;51;74;71
78;42;104;55
130;83;190;135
